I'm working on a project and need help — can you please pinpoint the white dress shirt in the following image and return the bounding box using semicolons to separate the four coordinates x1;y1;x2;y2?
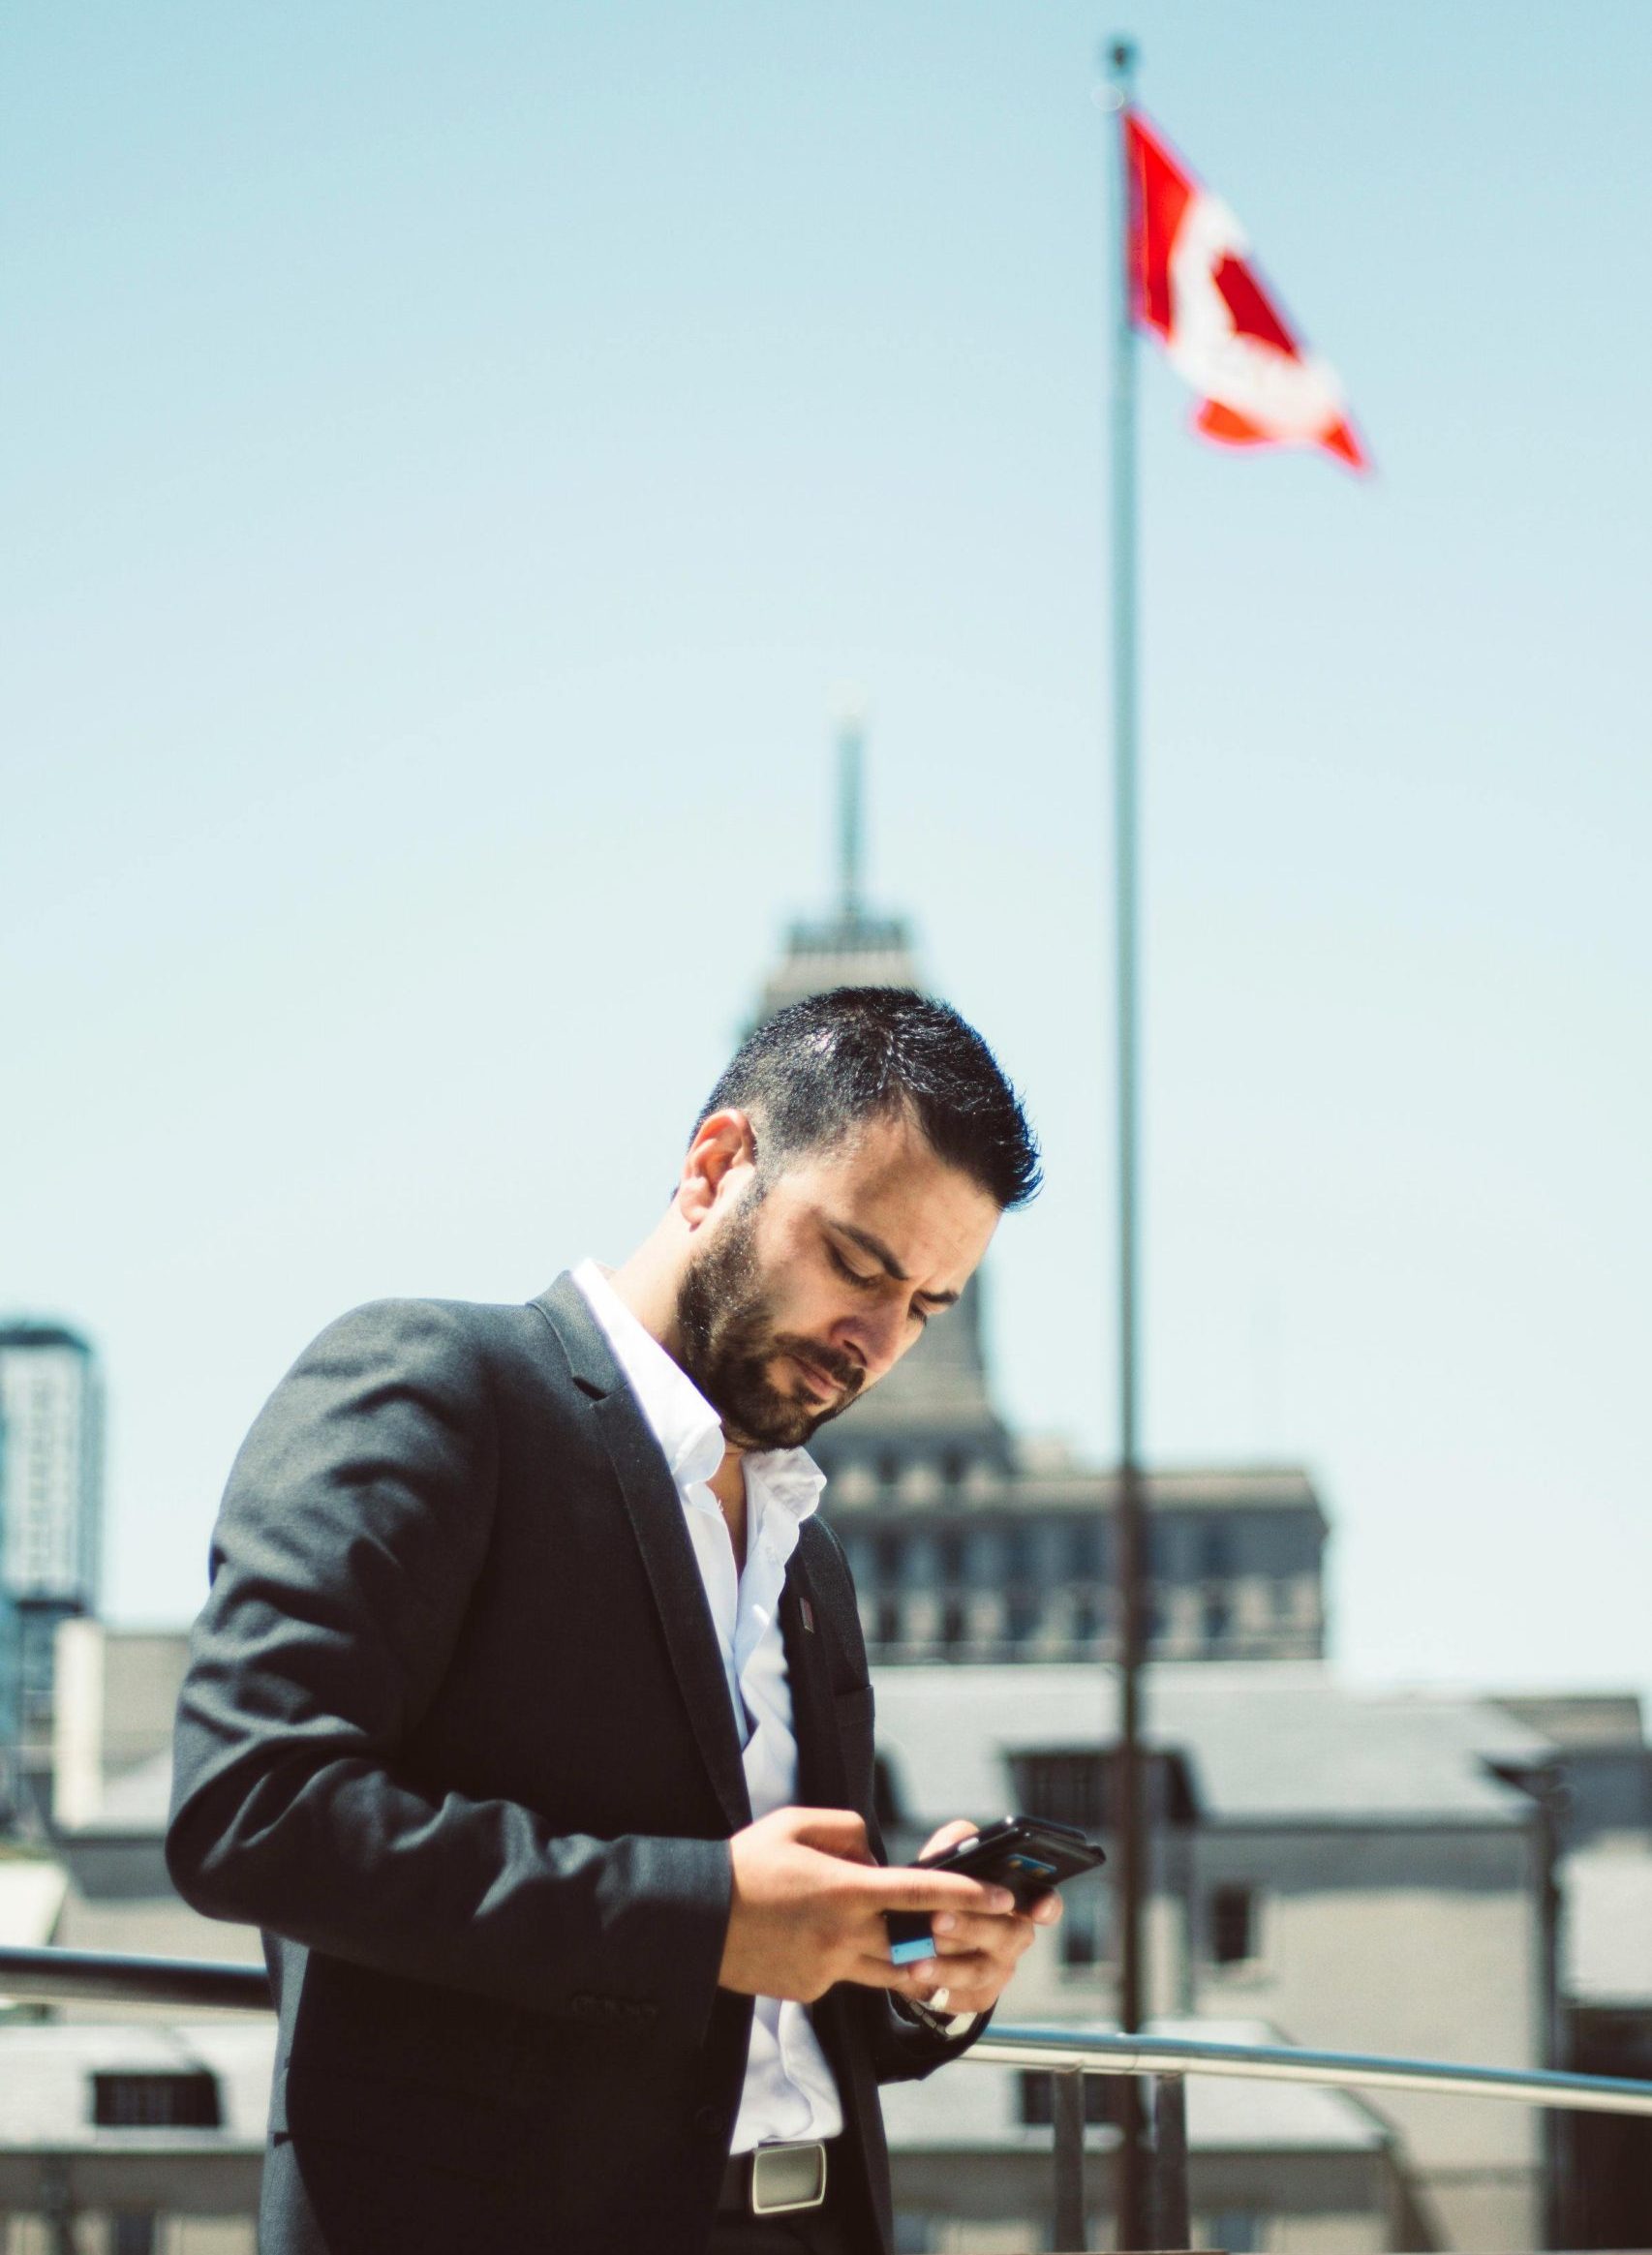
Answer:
572;1262;845;2151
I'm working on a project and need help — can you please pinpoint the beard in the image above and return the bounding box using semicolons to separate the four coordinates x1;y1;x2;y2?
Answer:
674;1191;864;1450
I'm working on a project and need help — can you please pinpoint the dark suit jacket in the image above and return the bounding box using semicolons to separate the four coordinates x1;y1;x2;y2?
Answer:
167;1275;978;2255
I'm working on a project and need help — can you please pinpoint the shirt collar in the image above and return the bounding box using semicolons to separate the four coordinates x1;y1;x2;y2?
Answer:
571;1260;826;1519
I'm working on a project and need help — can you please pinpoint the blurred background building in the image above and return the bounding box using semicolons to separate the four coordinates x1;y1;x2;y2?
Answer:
0;1321;104;1825
1;737;1649;2252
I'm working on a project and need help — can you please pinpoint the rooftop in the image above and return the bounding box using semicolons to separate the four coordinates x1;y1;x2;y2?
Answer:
0;2020;275;2149
869;1662;1557;1828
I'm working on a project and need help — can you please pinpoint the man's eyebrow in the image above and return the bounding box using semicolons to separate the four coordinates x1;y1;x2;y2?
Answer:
830;1220;960;1308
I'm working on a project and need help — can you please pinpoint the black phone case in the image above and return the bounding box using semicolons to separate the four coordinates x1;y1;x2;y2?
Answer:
885;1817;1106;1955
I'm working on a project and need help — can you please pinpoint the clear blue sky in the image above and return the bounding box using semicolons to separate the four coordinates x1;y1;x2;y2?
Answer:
4;2;1648;1703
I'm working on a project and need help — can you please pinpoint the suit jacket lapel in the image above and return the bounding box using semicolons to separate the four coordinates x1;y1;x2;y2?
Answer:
532;1274;750;1835
780;1531;851;1811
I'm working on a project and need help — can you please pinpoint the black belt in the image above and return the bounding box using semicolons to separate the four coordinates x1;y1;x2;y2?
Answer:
718;2137;836;2217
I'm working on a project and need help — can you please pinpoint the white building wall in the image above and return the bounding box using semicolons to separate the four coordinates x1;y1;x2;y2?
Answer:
1193;1824;1546;2250
935;1816;1548;2249
52;1622;192;1822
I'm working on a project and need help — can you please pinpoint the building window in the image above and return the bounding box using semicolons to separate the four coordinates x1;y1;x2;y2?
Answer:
1208;1885;1258;1966
1071;1592;1099;1644
1001;1526;1033;1584
1206;2210;1263;2253
93;2071;222;2129
1005;1589;1040;1642
936;1533;965;1587
1011;1752;1108;1833
877;1453;902;1490
1059;1884;1111;1970
939;1598;967;1651
874;1534;903;1586
1200;1522;1233;1579
113;2220;158;2255
940;1450;967;1489
1203;1592;1231;1644
1067;1520;1105;1581
875;1599;902;1650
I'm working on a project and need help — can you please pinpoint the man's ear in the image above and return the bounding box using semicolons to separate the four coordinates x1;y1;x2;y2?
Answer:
678;1109;758;1227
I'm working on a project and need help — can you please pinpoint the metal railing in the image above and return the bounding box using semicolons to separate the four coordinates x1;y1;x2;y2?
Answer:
0;1943;270;2014
965;2024;1652;2249
7;1948;1652;2250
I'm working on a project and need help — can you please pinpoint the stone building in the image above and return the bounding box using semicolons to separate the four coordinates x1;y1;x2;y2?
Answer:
13;1627;1649;2253
871;1662;1569;2252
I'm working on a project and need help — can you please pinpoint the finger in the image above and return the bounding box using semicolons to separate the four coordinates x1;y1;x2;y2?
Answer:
916;1818;980;1864
1027;1889;1063;1927
932;1932;1031;1977
914;1952;1003;2009
924;1980;996;2017
853;1869;1017;1916
843;1952;947;1994
930;1910;1038;1955
909;1948;995;1992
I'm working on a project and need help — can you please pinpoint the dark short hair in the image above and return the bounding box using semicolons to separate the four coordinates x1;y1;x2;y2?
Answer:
693;987;1041;1211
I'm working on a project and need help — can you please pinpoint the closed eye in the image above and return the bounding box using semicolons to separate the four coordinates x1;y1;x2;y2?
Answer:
827;1230;951;1326
827;1242;877;1288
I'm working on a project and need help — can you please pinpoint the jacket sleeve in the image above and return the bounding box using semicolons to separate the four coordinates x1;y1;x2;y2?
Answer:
165;1298;732;2041
867;1995;993;2084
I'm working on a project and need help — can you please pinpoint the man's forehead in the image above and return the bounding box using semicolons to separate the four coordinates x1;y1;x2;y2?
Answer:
778;1113;998;1266
790;1109;940;1190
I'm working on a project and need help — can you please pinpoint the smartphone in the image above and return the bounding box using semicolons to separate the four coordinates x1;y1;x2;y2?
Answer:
886;1815;1107;1965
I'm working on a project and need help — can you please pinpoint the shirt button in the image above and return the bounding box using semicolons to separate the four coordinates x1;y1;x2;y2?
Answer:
694;2104;725;2139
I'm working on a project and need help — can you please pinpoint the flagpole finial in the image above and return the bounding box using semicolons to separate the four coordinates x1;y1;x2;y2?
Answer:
1098;36;1136;109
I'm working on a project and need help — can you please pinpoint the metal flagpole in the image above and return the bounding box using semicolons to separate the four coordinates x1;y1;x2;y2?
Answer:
1103;34;1150;2252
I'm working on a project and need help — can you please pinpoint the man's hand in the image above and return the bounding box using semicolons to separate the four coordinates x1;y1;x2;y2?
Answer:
718;1808;1018;2005
906;1817;1062;2019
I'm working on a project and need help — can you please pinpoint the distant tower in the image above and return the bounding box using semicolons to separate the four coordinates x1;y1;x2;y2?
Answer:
742;714;1329;1666
753;708;930;1022
747;716;1012;1495
0;1321;104;1818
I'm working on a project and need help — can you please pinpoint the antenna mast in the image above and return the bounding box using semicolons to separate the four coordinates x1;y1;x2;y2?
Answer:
836;707;866;926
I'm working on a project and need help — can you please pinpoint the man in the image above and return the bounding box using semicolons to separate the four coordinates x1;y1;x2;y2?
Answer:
167;986;1053;2254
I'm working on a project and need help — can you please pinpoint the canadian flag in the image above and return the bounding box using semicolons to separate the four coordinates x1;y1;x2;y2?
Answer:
1125;109;1367;472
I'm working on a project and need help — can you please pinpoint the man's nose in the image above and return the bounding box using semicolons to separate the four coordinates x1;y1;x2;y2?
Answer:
834;1300;908;1380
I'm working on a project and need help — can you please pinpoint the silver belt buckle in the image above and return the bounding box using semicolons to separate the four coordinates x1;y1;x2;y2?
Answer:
750;2139;828;2215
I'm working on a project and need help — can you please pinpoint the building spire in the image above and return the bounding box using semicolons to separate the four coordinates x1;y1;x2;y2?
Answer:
748;701;920;1027
836;702;866;927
